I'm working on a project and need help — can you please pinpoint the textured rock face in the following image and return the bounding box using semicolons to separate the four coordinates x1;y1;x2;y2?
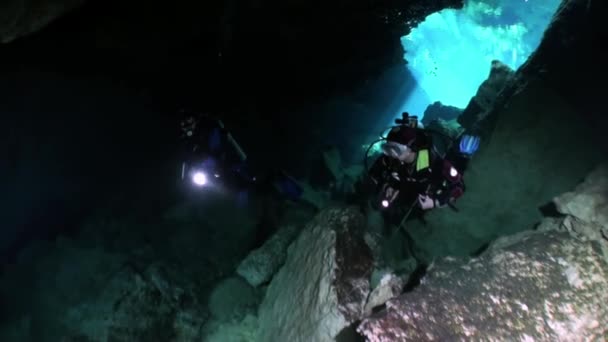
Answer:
237;225;300;287
358;165;608;341
0;0;84;43
458;60;514;132
424;118;464;155
363;273;404;316
208;276;260;321
481;0;608;141
421;101;462;127
359;230;608;340
554;163;608;237
257;206;374;342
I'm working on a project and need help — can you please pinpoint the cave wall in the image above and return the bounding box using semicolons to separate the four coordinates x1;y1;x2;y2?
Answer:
476;0;608;141
410;79;604;259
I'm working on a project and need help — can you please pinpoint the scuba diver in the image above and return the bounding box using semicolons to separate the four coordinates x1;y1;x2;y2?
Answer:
364;112;480;225
178;109;303;202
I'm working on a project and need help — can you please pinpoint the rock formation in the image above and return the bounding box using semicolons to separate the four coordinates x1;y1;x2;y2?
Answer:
477;0;608;140
257;206;374;342
421;102;462;127
358;164;608;341
237;224;300;287
458;60;514;133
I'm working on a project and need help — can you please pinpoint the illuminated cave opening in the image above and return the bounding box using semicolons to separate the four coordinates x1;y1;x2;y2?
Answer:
397;0;562;122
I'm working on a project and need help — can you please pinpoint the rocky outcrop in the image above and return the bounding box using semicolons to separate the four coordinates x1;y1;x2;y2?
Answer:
257;206;374;342
358;164;608;340
552;163;608;261
359;229;608;341
363;273;405;316
0;0;84;43
421;102;462;127
478;0;608;142
208;276;260;321
458;60;514;133
237;225;300;287
424;118;464;156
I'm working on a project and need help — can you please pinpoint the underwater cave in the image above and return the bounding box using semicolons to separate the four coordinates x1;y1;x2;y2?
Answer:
0;0;607;340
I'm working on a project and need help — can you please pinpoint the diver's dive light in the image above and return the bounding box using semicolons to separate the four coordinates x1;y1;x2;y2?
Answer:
192;171;208;186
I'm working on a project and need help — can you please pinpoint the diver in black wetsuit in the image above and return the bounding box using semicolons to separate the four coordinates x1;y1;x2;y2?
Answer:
178;109;302;201
179;110;250;189
365;113;480;224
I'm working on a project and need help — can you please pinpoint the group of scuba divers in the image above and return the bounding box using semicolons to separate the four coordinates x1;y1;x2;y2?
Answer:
179;109;480;228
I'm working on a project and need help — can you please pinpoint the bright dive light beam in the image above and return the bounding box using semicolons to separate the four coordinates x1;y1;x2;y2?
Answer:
192;171;208;186
382;200;390;208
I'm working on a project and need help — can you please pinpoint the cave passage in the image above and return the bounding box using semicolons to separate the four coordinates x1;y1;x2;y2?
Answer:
398;0;562;122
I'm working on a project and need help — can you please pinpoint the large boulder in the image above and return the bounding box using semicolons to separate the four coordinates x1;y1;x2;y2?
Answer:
257;206;374;342
553;163;608;243
421;101;462;127
0;0;84;43
237;224;301;287
208;276;260;322
551;163;608;263
359;228;608;341
458;60;514;132
358;165;608;340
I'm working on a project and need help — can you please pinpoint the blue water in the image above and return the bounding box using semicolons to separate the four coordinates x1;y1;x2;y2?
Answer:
397;0;562;123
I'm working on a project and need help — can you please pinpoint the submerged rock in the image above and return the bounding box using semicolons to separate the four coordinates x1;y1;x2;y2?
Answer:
425;118;463;139
458;60;514;132
363;272;404;316
358;165;608;341
424;118;464;156
421;102;462;127
237;224;300;287
258;206;374;342
358;228;608;340
208;276;260;322
553;163;608;242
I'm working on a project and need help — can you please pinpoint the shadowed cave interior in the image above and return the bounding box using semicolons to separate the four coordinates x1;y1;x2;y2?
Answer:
1;0;607;340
